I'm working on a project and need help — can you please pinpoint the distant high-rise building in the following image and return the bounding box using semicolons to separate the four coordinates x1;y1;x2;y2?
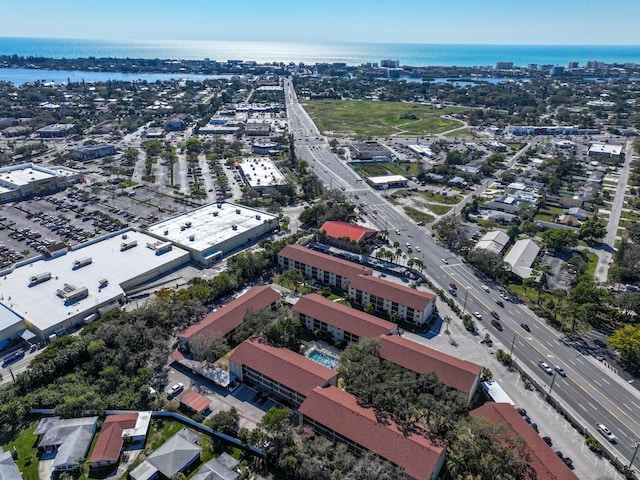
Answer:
550;66;565;76
527;64;539;71
495;62;514;70
380;59;400;68
567;61;579;69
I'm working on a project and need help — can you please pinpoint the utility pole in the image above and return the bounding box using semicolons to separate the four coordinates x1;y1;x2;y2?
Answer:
509;333;516;358
462;288;469;314
548;373;557;395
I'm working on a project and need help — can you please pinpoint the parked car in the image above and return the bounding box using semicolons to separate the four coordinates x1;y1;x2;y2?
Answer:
449;283;457;290
482;285;490;292
555;365;567;377
516;407;527;416
169;383;184;396
597;423;617;442
542;436;553;446
538;360;553;375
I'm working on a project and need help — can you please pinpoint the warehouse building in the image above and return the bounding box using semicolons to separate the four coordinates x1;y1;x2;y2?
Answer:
0;229;190;342
238;157;286;191
145;202;279;266
71;143;116;161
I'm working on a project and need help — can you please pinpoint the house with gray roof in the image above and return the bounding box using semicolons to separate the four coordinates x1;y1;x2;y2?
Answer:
0;450;22;480
129;428;201;480
504;239;541;279
192;452;239;480
35;416;98;472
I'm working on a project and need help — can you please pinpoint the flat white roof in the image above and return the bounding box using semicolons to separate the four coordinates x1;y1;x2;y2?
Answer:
146;202;278;255
0;165;56;187
0;229;190;335
0;303;24;335
589;143;622;155
368;175;408;185
239;157;286;188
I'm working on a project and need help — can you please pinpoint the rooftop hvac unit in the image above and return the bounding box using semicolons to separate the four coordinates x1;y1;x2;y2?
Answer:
189;235;195;241
99;278;109;287
236;209;241;214
120;239;137;251
217;204;222;209
232;225;238;230
29;272;51;285
72;257;92;269
64;286;89;303
256;215;261;220
212;211;219;217
121;233;128;239
164;230;169;235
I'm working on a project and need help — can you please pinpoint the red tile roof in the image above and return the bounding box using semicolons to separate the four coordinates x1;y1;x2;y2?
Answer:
90;413;138;464
278;245;372;281
349;274;436;311
471;403;579;480
179;389;211;414
178;286;279;341
378;335;481;397
229;338;337;397
293;294;395;339
299;386;446;480
319;221;378;242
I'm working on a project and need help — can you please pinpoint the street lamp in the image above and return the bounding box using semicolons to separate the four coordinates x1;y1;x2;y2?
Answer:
462;288;469;314
509;332;516;358
630;441;640;468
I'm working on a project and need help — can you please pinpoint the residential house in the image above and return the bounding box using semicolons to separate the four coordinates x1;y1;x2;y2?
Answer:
129;428;201;480
192;452;239;480
292;293;396;344
475;230;510;255
471;403;578;480
228;337;338;408
36;416;98;472
348;274;437;325
278;244;373;290
0;450;22;480
179;389;211;415
299;386;447;480
90;412;151;468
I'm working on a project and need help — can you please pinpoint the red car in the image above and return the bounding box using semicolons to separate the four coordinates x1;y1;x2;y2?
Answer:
449;283;457;290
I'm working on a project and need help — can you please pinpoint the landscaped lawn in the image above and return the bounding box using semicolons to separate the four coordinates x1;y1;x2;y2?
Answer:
356;162;410;178
444;127;472;137
302;100;465;137
3;421;39;480
427;204;453;215
419;190;462;205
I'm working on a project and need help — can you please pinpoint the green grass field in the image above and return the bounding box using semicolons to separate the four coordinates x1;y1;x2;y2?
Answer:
302;100;465;137
403;207;435;224
356;162;409;177
427;204;453;215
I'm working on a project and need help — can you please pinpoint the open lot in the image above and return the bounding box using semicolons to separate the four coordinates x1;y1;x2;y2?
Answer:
303;100;466;137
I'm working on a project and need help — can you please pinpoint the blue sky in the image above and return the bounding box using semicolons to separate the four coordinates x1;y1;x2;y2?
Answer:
1;0;639;45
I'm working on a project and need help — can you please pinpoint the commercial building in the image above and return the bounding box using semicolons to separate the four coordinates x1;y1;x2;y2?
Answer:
0;229;190;342
0;163;83;203
71;143;116;161
588;143;623;158
228;337;338;408
278;244;373;290
350;141;392;160
293;293;396;343
177;286;280;349
251;141;279;155
366;175;409;189
378;335;482;404
348;274;437;325
505;125;580;136
472;403;578;480
237;157;286;191
163;114;189;131
35;123;74;138
504;239;541;279
145;202;279;266
299;386;446;480
318;221;378;244
475;230;510;255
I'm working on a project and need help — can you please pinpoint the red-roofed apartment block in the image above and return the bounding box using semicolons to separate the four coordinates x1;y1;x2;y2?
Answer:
299;386;446;480
349;274;437;325
293;293;396;343
177;286;280;353
378;335;482;404
228;337;338;408
471;403;579;480
89;412;151;468
278;244;372;289
319;221;378;245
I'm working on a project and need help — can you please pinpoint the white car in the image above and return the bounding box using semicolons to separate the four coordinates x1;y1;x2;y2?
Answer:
169;383;184;396
473;311;482;320
538;361;553;375
597;424;617;443
482;285;490;292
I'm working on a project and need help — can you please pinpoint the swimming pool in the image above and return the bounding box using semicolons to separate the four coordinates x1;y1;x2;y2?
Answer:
307;348;339;369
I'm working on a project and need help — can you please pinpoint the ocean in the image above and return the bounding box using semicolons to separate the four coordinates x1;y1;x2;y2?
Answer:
1;37;639;68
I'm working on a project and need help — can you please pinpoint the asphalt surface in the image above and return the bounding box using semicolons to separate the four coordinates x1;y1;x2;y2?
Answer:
284;79;640;473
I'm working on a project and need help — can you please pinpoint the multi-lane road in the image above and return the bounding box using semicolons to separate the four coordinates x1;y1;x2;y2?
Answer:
284;78;640;470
